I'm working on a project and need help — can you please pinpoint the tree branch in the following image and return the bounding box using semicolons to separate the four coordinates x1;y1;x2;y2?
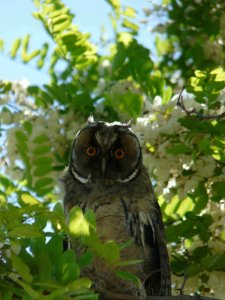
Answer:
146;296;220;300
94;286;142;300
177;87;225;120
94;286;220;300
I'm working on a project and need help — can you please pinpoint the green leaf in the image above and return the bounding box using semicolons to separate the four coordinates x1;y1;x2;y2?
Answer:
101;241;120;263
26;49;40;61
33;145;52;155
33;156;52;166
72;293;98;300
20;193;41;205
115;270;140;286
176;197;195;217
123;7;136;18
115;259;143;267
34;177;53;190
67;277;92;291
11;254;33;283
52;14;71;26
189;181;208;213
10;38;21;58
77;251;93;269
119;239;133;250
33;165;52;176
2;291;13;300
46;236;63;264
186;264;201;277
162;86;172;103
37;43;49;68
53;18;71;33
179;118;217;134
16;141;29;161
211;181;225;201
0;191;7;204
201;253;225;271
23;121;32;135
15;130;28;142
35;186;53;196
171;258;187;274
17;279;39;298
48;6;70;18
32;134;49;143
85;209;96;229
9;224;43;238
106;0;120;10
122;19;139;34
21;34;30;62
192;246;209;262
155;36;173;56
0;174;16;192
210;67;225;82
106;92;143;119
0;39;4;52
53;202;65;217
37;251;52;281
68;206;90;237
55;250;80;285
194;70;207;78
164;196;181;218
166;143;191;154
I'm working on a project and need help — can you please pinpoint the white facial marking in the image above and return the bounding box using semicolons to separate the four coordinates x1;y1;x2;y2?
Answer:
116;168;139;183
71;167;91;184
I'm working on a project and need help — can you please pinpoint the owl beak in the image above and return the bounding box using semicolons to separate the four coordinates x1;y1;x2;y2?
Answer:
101;158;106;176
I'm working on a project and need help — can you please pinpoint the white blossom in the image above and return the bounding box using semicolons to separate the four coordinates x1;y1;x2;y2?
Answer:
208;272;225;299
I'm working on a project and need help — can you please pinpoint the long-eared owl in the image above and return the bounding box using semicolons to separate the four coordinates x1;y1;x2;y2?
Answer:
62;119;171;297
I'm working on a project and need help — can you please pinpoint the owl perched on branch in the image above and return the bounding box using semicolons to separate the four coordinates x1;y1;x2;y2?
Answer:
62;119;171;297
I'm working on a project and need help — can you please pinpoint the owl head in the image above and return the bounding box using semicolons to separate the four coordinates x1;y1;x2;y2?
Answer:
69;119;142;185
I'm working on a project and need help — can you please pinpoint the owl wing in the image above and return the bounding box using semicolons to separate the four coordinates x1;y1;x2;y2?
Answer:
128;194;171;296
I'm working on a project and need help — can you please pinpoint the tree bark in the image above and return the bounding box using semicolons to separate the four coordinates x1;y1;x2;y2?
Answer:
95;286;220;300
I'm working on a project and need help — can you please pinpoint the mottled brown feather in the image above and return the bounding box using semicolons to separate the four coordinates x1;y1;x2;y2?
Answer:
63;166;171;296
63;122;171;297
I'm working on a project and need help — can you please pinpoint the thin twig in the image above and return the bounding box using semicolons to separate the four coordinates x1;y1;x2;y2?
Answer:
177;87;225;120
175;273;188;295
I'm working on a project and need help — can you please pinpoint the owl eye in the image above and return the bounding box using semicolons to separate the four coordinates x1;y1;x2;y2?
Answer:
114;148;125;160
86;146;97;157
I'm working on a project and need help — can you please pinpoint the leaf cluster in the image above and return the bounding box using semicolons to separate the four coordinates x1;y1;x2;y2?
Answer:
155;0;225;81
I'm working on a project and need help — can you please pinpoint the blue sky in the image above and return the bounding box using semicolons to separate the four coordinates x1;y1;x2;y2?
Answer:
0;0;154;85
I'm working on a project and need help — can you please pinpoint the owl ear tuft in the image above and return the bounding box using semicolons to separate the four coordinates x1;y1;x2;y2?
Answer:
87;115;95;124
127;119;134;127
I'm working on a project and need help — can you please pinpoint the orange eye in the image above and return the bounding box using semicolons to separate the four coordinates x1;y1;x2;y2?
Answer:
114;148;125;160
86;146;97;157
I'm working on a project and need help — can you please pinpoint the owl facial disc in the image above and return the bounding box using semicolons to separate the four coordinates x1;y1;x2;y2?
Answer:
69;121;142;185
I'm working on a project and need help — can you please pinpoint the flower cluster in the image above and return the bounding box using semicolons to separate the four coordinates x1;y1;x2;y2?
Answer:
0;80;86;194
133;93;225;298
133;93;225;202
